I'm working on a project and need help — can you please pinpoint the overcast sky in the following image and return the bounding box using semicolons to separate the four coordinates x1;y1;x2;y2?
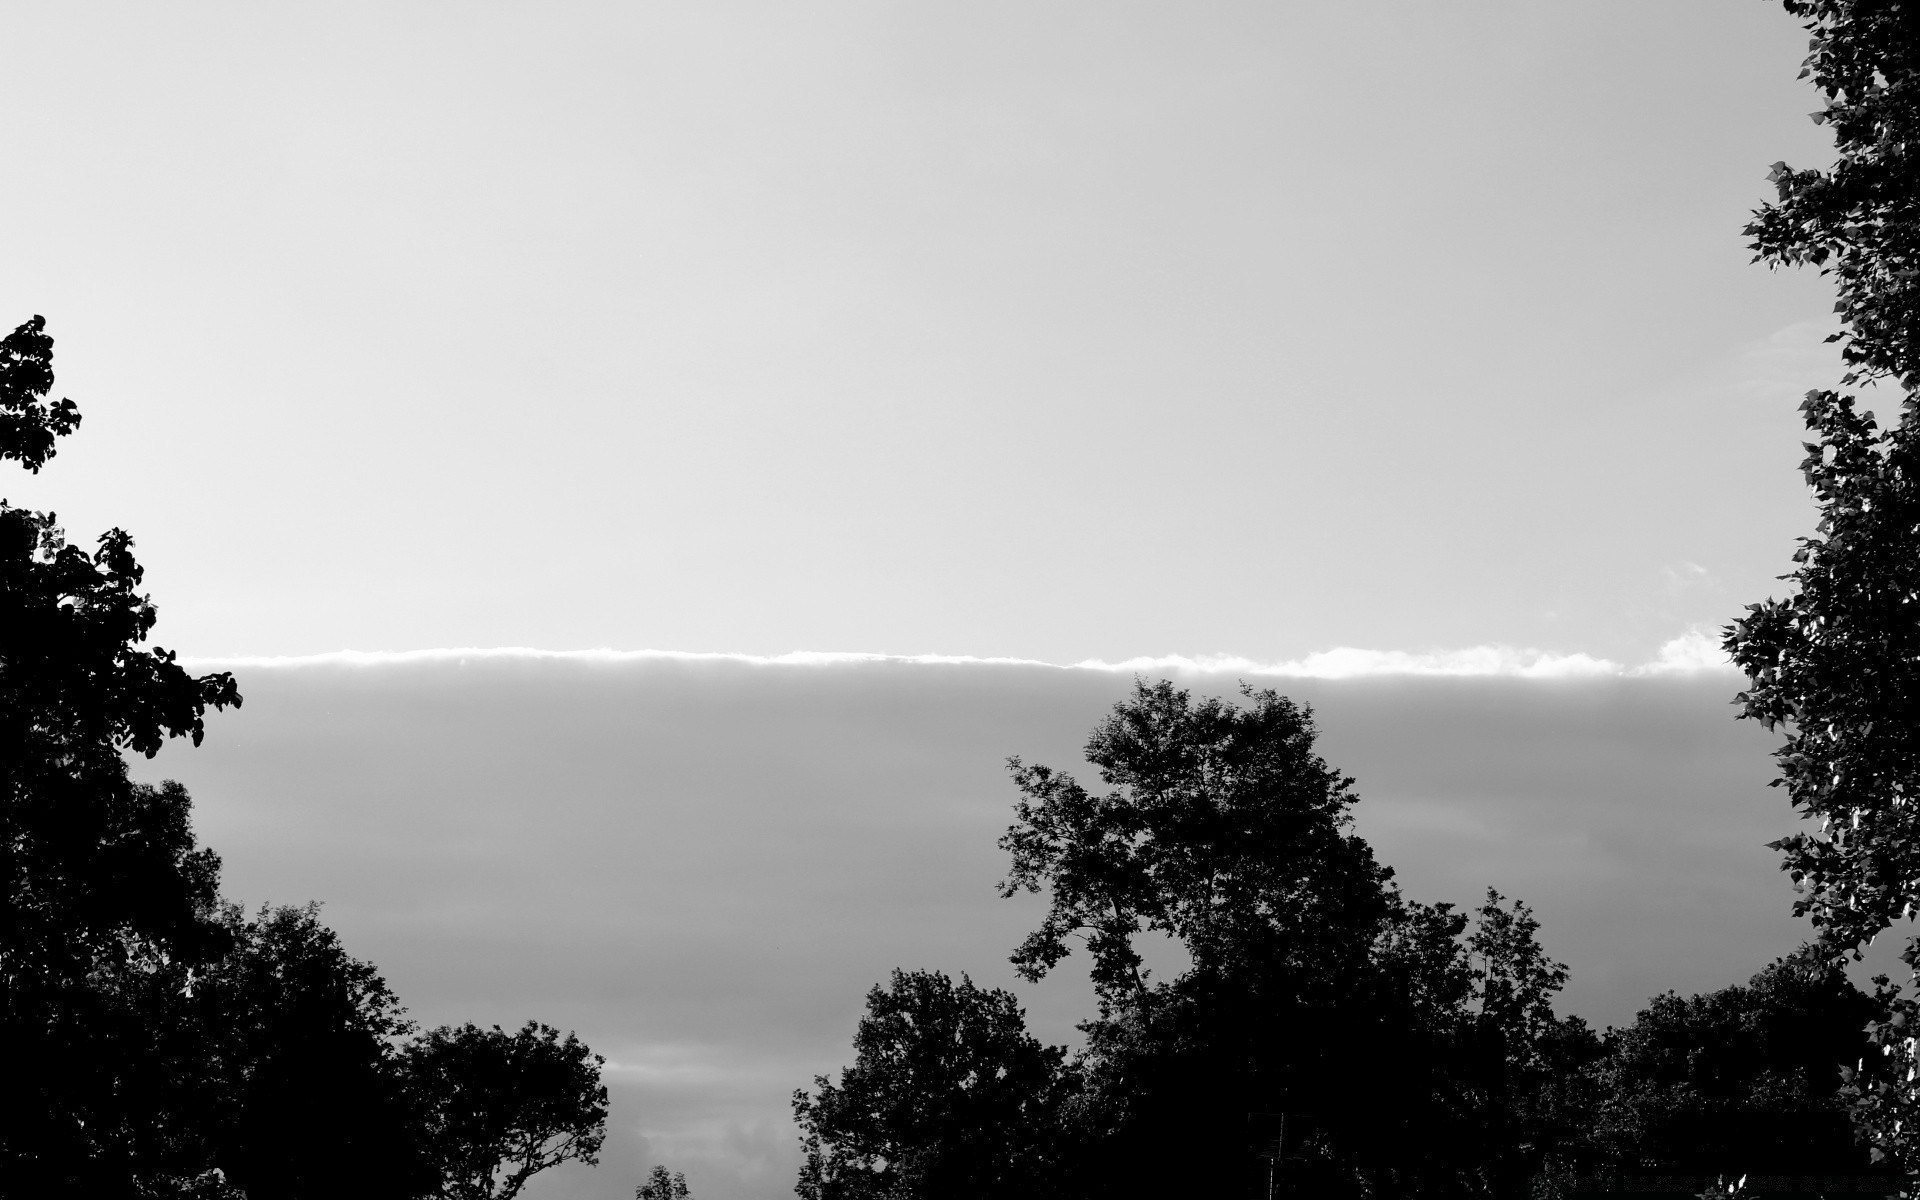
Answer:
138;656;1809;1200
0;0;1846;665
1;3;1865;1198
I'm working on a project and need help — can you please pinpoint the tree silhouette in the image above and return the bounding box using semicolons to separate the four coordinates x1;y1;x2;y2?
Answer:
1000;680;1394;1010
1585;947;1881;1175
793;970;1076;1200
636;1164;691;1200
100;902;435;1198
0;315;608;1198
996;680;1591;1198
1729;0;1920;1166
401;1020;610;1200
0;314;241;1193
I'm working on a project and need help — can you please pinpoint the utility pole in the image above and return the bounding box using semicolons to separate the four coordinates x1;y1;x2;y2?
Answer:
1248;1111;1286;1200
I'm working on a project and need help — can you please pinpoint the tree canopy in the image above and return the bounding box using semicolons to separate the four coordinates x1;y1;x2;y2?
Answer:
402;1020;610;1200
1000;680;1393;1008
800;680;1597;1199
636;1165;693;1200
793;970;1075;1200
1585;948;1880;1175
1728;0;1920;1167
0;314;244;1193
0;315;608;1198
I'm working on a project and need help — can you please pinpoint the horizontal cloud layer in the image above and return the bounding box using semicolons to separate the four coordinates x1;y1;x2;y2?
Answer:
185;630;1735;679
140;652;1782;1200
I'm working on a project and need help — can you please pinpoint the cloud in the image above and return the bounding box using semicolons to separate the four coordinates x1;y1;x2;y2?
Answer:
185;637;1732;680
1631;627;1737;676
1084;647;1622;679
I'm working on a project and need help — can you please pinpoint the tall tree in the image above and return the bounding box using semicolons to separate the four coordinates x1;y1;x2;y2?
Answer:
100;902;436;1198
793;969;1077;1200
1729;0;1920;1166
999;680;1588;1198
401;1020;610;1200
0;315;241;1193
1000;680;1395;1010
0;316;612;1197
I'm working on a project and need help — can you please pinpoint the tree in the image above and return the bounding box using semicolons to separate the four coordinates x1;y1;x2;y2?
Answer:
103;901;614;1200
401;1020;610;1200
0;314;80;471
1000;679;1396;1010
636;1164;692;1200
1581;948;1883;1175
1728;0;1920;1167
0;314;241;1193
1410;890;1605;1199
792;969;1077;1200
98;902;436;1198
997;680;1590;1198
0;317;611;1197
198;904;432;1199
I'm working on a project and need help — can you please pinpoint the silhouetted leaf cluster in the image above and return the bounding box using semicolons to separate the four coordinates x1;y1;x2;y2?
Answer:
1731;0;1920;1170
0;317;607;1199
794;970;1078;1200
798;682;1889;1198
636;1165;693;1200
1586;948;1881;1176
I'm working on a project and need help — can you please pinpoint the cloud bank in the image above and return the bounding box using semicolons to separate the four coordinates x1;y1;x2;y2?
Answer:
140;650;1778;1200
185;633;1737;679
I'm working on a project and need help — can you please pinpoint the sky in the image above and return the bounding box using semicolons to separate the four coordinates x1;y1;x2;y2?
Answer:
136;654;1810;1200
0;2;1874;1197
0;0;1850;665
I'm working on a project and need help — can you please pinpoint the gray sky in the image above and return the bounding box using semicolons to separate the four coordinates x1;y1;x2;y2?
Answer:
7;4;1860;1196
0;0;1844;664
139;656;1806;1200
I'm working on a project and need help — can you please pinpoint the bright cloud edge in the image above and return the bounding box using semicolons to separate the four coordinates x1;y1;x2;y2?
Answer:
181;636;1737;680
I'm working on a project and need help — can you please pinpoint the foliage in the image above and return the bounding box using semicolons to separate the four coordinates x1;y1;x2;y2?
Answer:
994;680;1593;1199
101;902;435;1199
401;1020;610;1200
1000;680;1393;1008
636;1165;692;1200
1745;2;1920;390
0;314;241;1194
793;970;1076;1200
1731;0;1920;1166
0;314;81;472
1583;947;1881;1174
0;315;607;1197
99;904;609;1200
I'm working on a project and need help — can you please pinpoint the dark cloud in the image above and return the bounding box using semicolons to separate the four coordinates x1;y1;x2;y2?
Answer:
135;658;1805;1200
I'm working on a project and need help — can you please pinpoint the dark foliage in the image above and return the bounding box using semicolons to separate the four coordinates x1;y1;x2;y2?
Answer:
96;903;436;1199
797;680;1901;1199
636;1165;692;1200
793;970;1077;1200
401;1020;610;1200
1001;680;1394;1005
994;680;1596;1200
0;315;81;472
1731;0;1920;1166
0;315;242;1195
1584;948;1883;1175
93;906;609;1200
0;315;606;1198
1746;2;1920;391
